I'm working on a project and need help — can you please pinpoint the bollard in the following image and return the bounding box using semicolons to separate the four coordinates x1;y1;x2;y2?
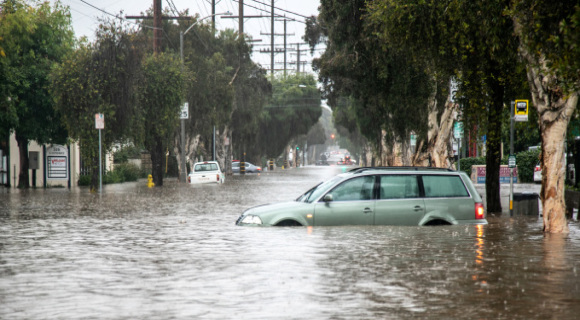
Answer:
269;159;274;171
241;152;246;175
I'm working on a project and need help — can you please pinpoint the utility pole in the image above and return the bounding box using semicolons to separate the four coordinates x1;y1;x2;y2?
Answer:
261;25;294;74
239;0;243;35
154;0;161;53
126;0;193;53
271;0;274;77
289;43;307;74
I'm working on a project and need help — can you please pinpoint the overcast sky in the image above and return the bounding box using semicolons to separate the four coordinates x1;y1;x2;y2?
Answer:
55;0;323;74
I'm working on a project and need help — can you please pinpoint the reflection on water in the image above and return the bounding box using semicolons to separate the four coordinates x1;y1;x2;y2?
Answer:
1;167;580;319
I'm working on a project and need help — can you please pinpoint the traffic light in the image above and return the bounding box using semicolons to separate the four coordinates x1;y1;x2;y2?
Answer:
331;133;335;139
296;146;299;151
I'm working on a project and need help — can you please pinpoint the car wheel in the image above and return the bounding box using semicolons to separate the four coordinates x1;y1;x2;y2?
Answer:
275;220;302;227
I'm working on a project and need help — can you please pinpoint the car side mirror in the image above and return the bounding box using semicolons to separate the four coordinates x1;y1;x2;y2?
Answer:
323;194;333;202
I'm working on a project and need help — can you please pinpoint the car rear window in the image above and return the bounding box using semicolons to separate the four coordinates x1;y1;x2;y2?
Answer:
422;175;469;198
195;163;219;172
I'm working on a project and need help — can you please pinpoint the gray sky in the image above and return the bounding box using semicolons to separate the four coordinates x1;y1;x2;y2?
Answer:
56;0;323;74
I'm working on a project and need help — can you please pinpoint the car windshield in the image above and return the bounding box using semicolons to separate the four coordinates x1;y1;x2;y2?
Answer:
296;175;344;203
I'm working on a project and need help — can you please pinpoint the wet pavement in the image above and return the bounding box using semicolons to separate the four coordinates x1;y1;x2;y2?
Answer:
1;166;580;319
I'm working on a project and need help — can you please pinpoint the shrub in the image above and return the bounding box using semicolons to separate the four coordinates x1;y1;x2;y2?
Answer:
459;156;486;177
113;162;142;181
516;149;541;183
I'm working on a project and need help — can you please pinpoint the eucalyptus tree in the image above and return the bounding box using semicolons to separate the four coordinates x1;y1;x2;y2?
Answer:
135;52;185;186
51;20;146;191
367;0;526;214
511;0;580;232
305;0;433;166
0;0;74;188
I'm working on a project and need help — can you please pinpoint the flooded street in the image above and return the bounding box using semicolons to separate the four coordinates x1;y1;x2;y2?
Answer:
1;166;580;319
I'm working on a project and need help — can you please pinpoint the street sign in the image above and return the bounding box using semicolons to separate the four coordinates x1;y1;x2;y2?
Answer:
508;155;516;168
180;102;189;119
514;99;529;122
453;121;464;139
95;113;104;129
450;78;459;103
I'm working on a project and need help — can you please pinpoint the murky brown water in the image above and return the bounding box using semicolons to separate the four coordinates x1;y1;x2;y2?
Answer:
1;166;579;319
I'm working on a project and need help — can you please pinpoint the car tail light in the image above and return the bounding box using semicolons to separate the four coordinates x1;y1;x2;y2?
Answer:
216;174;220;182
187;176;191;183
475;203;485;219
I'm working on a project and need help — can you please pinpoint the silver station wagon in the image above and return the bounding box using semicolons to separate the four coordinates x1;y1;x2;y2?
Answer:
236;167;487;226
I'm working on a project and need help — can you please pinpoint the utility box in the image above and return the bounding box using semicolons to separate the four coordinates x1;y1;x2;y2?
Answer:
513;192;539;216
29;151;39;170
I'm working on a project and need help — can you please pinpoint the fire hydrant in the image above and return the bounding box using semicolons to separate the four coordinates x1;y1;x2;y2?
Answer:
147;174;155;188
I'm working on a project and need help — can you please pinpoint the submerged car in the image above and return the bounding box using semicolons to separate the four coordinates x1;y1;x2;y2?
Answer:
236;167;487;227
232;161;262;173
188;161;225;184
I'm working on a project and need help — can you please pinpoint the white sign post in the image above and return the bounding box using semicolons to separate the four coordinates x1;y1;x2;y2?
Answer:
180;102;189;182
95;113;104;193
454;122;463;171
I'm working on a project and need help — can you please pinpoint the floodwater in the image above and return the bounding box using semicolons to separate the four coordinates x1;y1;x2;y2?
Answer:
1;166;580;319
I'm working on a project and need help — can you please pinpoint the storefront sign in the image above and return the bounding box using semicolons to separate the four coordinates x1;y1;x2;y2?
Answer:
46;145;68;180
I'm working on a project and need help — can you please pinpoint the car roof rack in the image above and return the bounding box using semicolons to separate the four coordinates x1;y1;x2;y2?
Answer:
348;166;455;173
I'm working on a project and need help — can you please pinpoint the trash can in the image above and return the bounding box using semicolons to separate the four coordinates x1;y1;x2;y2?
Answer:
513;192;539;216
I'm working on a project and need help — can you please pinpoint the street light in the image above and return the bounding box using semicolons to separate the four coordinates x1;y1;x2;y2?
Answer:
179;11;232;183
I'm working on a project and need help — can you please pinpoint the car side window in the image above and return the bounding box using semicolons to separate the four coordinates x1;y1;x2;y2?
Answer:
379;175;419;199
327;176;375;201
422;175;469;197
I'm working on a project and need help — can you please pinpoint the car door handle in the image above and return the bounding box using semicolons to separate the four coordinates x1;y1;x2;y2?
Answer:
414;206;423;212
363;208;373;214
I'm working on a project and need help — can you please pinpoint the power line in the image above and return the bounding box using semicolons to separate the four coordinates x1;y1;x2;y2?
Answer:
231;0;305;24
79;0;160;31
247;0;310;19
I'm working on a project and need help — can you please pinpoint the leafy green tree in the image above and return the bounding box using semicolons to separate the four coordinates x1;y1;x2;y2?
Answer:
367;0;525;214
511;0;580;232
135;52;185;186
51;20;146;191
0;0;74;188
305;0;433;166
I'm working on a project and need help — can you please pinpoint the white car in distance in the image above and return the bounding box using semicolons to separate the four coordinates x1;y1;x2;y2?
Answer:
188;161;225;184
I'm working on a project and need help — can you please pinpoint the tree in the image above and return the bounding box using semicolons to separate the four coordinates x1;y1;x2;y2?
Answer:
0;0;74;188
367;0;525;214
136;52;185;186
511;0;580;233
305;0;433;167
51;20;146;191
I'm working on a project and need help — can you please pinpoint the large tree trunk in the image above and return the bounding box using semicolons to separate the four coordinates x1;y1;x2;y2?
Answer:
517;45;578;233
15;133;30;188
485;76;504;214
151;135;164;186
429;100;457;168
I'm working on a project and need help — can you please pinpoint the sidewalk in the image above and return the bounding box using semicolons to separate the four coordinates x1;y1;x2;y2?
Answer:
474;183;542;215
